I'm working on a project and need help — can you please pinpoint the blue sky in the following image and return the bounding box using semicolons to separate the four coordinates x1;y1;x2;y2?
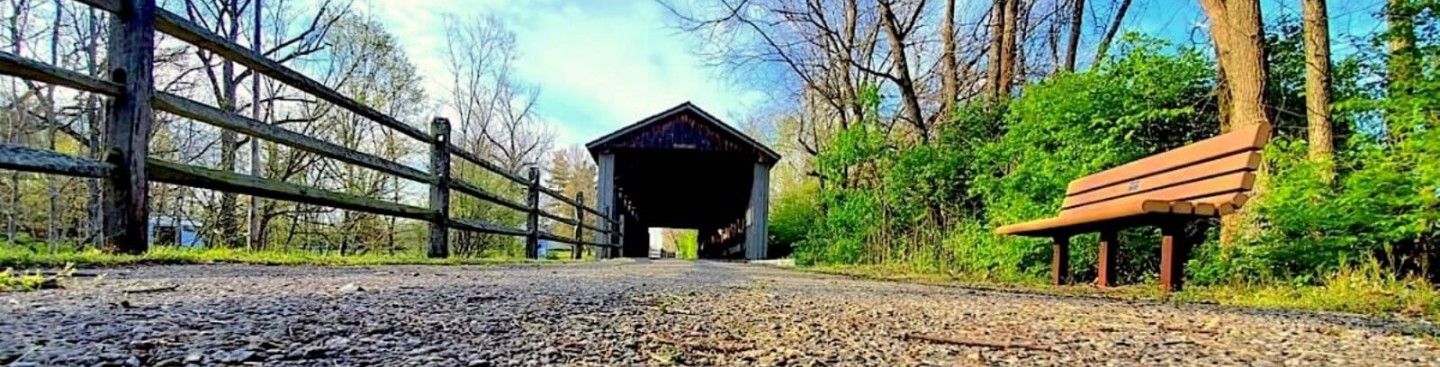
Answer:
360;0;768;148
358;0;1389;148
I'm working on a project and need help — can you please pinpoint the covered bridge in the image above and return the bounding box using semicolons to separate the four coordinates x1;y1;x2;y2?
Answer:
587;103;780;260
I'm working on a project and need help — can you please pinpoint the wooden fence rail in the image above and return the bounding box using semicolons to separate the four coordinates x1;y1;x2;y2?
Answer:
0;0;620;258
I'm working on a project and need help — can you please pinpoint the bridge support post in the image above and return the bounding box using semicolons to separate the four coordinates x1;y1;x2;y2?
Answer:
525;167;540;259
595;153;615;258
743;163;772;260
427;118;451;258
103;0;157;254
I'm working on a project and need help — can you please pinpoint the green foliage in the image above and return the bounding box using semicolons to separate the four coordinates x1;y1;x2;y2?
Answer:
674;230;698;260
768;180;818;253
772;9;1440;320
797;35;1218;282
0;267;61;292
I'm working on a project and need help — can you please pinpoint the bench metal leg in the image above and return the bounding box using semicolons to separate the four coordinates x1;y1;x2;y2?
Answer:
1098;231;1118;287
1159;224;1189;292
1052;236;1070;286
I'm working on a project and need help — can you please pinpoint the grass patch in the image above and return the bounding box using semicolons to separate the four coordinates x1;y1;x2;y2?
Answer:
0;265;70;292
0;268;51;291
0;246;570;269
801;262;1440;323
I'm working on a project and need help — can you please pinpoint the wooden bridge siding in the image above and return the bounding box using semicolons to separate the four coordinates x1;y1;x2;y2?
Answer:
603;112;757;159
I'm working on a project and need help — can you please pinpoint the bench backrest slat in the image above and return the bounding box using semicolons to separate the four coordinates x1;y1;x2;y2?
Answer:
1066;124;1270;195
1058;124;1269;216
1061;151;1260;210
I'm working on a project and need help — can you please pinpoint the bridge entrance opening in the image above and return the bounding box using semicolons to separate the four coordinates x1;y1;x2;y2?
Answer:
587;103;780;260
647;228;699;259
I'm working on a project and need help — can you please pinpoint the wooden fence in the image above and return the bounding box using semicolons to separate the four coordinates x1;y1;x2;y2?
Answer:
0;0;620;259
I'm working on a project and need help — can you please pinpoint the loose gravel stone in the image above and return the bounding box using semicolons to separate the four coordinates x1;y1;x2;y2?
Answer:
0;260;1437;366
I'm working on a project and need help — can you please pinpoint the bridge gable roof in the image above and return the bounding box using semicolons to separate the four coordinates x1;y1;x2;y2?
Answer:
585;102;780;165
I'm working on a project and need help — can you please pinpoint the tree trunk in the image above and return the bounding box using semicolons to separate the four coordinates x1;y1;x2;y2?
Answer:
248;0;263;250
996;0;1020;97
1201;0;1271;247
1386;0;1415;138
1201;0;1269;130
217;0;242;247
1064;0;1084;70
1302;0;1334;179
876;0;929;142
987;0;1005;98
45;0;61;251
85;7;102;250
940;0;958;114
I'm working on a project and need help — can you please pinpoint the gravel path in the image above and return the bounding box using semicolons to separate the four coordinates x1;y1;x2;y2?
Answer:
2;260;1437;366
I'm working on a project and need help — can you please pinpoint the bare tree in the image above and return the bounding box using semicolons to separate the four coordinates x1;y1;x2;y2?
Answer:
939;0;958;114
1093;0;1132;63
444;15;553;173
179;0;342;246
1063;0;1083;70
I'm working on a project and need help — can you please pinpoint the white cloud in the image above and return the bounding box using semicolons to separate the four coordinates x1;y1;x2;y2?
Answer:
361;0;765;148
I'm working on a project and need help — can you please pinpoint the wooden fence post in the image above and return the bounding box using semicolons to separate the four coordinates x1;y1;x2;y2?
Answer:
525;167;540;259
573;192;584;260
609;208;621;259
103;0;157;254
427;118;451;258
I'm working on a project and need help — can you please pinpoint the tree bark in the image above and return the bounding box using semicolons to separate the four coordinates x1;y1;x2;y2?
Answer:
248;0;264;250
940;0;958;114
1200;0;1271;247
1302;0;1334;178
876;0;929;141
996;0;1020;97
987;0;1005;98
1064;0;1084;70
1201;0;1269;130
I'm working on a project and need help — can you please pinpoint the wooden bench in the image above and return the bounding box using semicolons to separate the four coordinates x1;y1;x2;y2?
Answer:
995;123;1271;292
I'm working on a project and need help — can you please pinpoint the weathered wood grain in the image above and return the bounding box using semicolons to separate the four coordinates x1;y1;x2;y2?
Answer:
428;118;452;258
148;159;435;221
450;179;529;213
0;51;120;95
0;144;113;178
77;0;431;142
153;94;430;183
574;192;585;259
103;0;156;254
538;209;578;227
0;51;430;185
449;218;528;237
525;167;541;259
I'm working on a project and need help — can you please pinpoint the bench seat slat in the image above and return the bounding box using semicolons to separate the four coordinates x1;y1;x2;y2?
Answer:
1066;124;1269;195
995;197;1176;236
996;178;1254;236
